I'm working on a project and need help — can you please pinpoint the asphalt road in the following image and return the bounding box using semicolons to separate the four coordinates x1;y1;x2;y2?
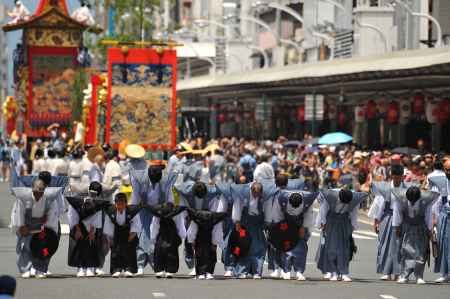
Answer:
0;183;448;299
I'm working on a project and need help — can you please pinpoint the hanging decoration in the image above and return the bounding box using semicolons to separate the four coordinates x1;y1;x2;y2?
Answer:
425;99;439;124
328;103;337;120
366;100;377;119
399;99;411;125
413;93;425;114
354;105;365;123
386;101;399;124
297;105;305;123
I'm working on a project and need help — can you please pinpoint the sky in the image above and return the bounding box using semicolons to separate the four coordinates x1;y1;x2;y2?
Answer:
3;0;81;94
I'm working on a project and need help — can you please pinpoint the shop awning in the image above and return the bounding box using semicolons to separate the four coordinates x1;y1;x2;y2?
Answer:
177;46;450;98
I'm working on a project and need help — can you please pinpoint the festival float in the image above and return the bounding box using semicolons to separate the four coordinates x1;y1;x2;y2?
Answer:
3;0;179;152
2;0;100;139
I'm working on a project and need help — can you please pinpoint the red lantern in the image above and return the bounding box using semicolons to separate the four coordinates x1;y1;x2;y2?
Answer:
387;101;399;124
437;99;450;123
413;93;425;114
297;105;305;123
355;106;365;123
367;100;377;119
338;111;346;127
426;100;439;124
218;113;226;123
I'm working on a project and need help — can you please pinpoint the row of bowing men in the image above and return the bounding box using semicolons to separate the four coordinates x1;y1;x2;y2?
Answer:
9;154;450;284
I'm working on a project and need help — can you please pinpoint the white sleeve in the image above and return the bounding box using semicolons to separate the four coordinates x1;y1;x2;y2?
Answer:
264;198;272;223
94;212;103;229
103;215;114;238
187;222;198;243
212;222;224;248
175;214;187;240
303;206;315;231
432;199;443;219
232;198;242;222
10;199;25;229
425;202;434;231
67;205;79;229
315;196;329;228
131;214;142;234
45;200;60;233
215;196;227;213
392;200;403;227
150;217;160;244
82;212;101;230
56;192;66;217
367;195;385;220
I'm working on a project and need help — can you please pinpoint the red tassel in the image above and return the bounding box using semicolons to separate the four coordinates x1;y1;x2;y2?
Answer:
233;247;241;256
239;229;246;238
42;248;49;257
280;223;288;231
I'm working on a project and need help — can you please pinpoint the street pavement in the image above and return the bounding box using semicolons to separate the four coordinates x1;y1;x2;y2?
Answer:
0;182;448;299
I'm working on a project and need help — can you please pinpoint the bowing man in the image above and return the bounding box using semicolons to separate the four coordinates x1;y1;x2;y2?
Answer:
131;164;176;276
231;182;267;279
275;190;317;281
186;207;228;280
394;187;439;284
146;202;187;278
315;189;367;282
66;182;108;278
430;159;450;283
103;193;141;278
11;179;61;279
367;164;407;280
177;181;227;279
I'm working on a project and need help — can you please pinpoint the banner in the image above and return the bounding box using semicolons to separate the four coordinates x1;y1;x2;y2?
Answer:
28;47;77;136
107;48;177;150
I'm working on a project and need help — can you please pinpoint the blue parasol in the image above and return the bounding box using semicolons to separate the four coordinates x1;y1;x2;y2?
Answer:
318;132;353;145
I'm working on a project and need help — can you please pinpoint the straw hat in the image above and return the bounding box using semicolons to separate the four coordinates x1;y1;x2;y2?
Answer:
178;142;193;152
87;147;105;163
125;144;146;159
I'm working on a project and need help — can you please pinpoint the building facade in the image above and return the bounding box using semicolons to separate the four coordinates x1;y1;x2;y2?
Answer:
0;4;8;101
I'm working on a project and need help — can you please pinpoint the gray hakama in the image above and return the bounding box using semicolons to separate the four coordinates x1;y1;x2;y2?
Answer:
315;190;367;275
278;190;317;274
435;203;450;276
368;181;407;276
429;175;450;276
261;178;305;272
393;190;438;279
232;183;267;276
215;182;235;273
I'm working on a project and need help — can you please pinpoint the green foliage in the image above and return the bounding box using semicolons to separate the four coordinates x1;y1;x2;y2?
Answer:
70;70;89;125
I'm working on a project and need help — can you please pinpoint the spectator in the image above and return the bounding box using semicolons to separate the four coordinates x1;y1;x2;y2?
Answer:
0;275;16;298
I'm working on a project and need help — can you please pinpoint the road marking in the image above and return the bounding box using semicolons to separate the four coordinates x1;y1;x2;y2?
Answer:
153;293;167;298
380;295;398;299
311;231;375;240
354;230;378;237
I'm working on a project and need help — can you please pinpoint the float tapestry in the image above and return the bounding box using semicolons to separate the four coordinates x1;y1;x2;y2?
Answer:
29;52;76;132
107;48;176;149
